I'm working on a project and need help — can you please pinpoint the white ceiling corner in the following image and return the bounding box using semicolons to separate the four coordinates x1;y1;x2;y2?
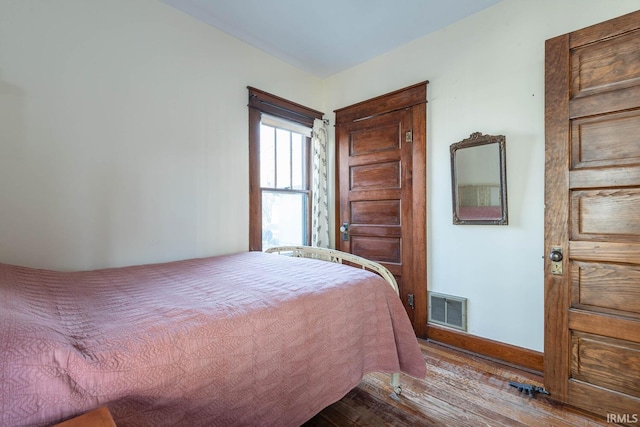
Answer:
161;0;503;78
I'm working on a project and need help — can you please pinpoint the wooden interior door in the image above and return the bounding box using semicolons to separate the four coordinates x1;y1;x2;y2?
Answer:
544;10;640;421
335;82;427;337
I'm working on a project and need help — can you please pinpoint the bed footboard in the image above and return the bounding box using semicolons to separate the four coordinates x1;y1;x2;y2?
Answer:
266;245;404;396
264;246;399;295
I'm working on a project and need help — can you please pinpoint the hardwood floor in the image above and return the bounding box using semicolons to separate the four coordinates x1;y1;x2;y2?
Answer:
304;340;615;426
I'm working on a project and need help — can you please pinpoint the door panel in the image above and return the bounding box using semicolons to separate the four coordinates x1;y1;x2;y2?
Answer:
350;124;400;154
571;189;640;240
571;111;640;169
571;332;640;397
351;236;402;264
571;261;640;315
350;161;401;190
351;200;401;225
545;10;640;420
570;31;640;97
335;82;427;336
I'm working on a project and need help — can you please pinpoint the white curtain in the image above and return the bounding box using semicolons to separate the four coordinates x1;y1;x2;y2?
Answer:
311;119;330;248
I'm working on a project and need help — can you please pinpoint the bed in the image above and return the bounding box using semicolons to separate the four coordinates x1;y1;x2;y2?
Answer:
0;246;425;427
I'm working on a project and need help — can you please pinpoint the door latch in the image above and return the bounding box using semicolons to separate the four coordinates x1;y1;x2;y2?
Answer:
339;223;349;241
407;293;415;310
549;247;563;275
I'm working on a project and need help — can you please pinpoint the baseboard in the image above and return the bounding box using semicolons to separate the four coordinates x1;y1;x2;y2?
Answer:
426;324;543;374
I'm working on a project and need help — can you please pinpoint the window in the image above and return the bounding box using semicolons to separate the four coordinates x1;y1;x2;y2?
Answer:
259;117;311;249
247;87;323;251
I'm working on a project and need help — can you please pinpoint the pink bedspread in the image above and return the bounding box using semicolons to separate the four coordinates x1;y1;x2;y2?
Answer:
0;251;425;427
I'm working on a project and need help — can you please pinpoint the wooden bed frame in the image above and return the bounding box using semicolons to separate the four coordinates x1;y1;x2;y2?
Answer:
265;245;403;396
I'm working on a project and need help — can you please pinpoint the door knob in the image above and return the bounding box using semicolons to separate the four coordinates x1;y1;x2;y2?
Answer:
549;247;563;275
340;223;349;241
549;250;563;262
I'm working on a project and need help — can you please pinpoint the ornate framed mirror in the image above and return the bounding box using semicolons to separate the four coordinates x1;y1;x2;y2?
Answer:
450;132;508;225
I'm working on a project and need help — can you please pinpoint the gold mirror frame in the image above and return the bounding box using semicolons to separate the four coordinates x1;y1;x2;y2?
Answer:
450;132;508;225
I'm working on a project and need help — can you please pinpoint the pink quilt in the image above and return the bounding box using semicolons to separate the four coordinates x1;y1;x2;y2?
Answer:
0;251;425;427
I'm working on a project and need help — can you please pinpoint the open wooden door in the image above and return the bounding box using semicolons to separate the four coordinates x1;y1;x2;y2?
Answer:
335;82;427;338
544;10;640;422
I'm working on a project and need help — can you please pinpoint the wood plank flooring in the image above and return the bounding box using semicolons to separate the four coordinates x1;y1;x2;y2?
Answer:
304;340;615;426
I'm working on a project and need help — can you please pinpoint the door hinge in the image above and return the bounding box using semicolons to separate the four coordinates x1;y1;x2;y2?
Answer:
407;293;415;310
405;130;413;143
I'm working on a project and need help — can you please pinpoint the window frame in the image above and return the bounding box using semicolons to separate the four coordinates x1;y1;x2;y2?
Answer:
247;87;323;251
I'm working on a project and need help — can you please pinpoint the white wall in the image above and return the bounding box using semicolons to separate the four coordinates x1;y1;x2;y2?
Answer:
322;0;639;351
0;0;322;270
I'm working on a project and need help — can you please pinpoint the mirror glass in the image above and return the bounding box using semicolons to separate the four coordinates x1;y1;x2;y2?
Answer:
451;132;508;225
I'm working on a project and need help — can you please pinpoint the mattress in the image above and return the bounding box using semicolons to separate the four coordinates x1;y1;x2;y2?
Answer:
0;251;425;426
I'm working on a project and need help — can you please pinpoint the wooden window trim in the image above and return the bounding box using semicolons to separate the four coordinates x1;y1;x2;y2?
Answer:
248;87;323;251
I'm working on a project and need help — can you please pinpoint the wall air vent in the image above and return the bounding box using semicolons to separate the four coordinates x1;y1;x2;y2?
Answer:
428;292;467;331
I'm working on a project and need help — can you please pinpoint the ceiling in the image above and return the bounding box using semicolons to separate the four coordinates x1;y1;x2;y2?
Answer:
161;0;502;78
